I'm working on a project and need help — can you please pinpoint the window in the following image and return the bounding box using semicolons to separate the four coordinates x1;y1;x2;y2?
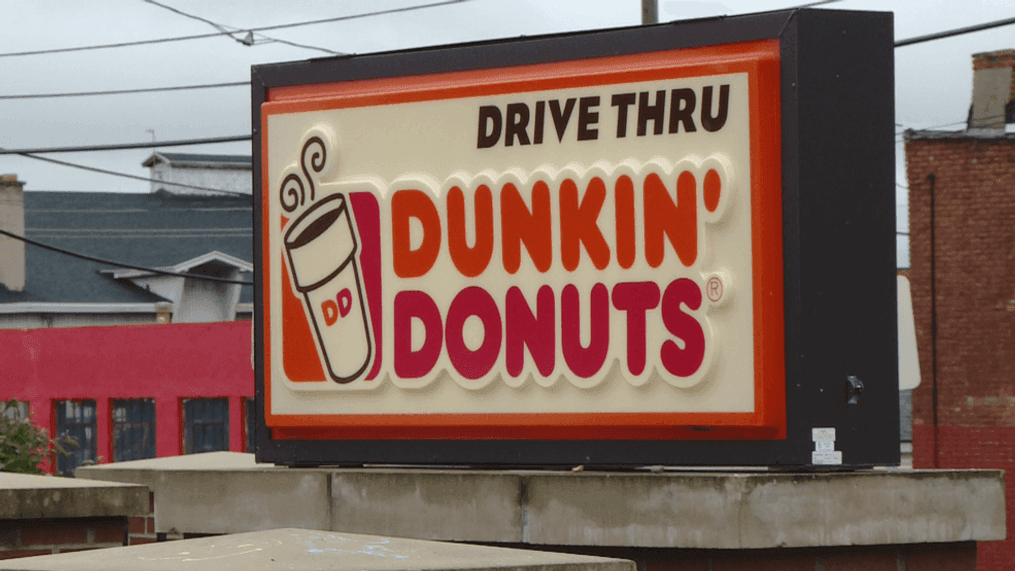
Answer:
55;400;97;476
182;398;229;454
112;399;157;462
3;400;29;420
244;397;256;453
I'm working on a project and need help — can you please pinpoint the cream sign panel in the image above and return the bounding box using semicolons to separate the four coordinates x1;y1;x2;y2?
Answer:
262;51;781;431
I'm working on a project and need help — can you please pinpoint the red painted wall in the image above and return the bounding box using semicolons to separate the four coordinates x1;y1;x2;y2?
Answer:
4;322;253;467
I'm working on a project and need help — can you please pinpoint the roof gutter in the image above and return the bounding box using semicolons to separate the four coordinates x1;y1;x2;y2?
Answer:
0;302;172;314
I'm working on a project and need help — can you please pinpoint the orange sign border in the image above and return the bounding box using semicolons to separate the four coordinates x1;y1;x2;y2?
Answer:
260;38;784;441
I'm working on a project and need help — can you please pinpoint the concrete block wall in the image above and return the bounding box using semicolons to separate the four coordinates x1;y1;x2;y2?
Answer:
0;517;126;559
0;471;148;561
77;453;1007;571
906;133;1015;571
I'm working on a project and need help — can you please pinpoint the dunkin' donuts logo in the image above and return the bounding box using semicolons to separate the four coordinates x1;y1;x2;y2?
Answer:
262;42;787;437
277;129;736;392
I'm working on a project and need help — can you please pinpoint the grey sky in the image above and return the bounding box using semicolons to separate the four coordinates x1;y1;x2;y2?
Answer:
3;0;1015;267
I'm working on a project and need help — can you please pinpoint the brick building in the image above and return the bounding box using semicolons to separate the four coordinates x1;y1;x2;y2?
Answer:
905;49;1015;571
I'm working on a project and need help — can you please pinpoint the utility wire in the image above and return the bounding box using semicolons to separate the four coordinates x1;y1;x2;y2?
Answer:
0;0;468;58
897;113;1008;133
0;81;246;100
0;135;250;155
793;0;842;7
896;15;1015;47
0;4;1003;101
5;2;1013;171
6;151;250;196
141;0;340;55
3;111;977;158
0;228;252;286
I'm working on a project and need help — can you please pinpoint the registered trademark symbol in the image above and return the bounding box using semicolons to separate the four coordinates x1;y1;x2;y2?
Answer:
707;276;723;303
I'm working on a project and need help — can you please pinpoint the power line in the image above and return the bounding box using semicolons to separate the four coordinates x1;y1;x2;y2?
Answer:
794;0;842;7
0;135;250;155
0;81;246;100
896;112;1009;134
0;4;1001;101
0;228;252;286
896;15;1015;47
6;151;250;196
0;111;968;158
0;0;468;58
141;0;341;55
5;1;1010;195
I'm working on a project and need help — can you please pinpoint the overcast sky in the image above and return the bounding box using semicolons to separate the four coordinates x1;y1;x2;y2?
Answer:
3;0;1015;266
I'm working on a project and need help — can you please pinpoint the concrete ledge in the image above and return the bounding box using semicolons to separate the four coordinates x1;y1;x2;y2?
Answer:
76;453;1006;550
71;452;280;494
0;473;148;519
0;527;635;571
76;453;326;534
332;470;524;542
521;470;1006;548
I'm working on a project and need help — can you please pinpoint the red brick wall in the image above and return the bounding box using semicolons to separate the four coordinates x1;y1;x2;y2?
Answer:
914;426;1015;571
906;135;1015;571
126;492;182;546
0;517;126;559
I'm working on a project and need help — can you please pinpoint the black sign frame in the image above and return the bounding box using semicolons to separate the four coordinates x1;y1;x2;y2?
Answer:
251;8;898;469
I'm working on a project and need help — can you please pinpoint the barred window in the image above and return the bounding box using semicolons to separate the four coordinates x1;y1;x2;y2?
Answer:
55;400;97;476
112;399;157;462
182;398;229;454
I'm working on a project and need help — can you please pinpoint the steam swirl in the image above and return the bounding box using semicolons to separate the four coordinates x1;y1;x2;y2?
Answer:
278;136;327;213
279;173;304;213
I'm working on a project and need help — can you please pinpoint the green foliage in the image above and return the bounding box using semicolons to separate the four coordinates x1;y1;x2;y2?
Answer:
0;400;75;474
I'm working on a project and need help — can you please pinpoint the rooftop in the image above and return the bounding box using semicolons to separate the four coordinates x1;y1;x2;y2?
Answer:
141;152;252;169
904;128;1015;141
0;191;252;305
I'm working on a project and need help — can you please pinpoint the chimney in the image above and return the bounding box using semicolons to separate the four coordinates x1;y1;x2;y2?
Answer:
0;174;26;292
968;50;1015;134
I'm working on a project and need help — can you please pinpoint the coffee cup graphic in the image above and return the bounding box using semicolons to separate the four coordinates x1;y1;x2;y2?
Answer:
284;193;372;383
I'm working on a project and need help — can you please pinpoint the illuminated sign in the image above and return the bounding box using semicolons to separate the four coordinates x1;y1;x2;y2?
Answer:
253;9;899;468
261;41;783;441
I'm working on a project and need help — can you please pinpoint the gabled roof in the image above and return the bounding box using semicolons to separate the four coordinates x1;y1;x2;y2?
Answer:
141;152;252;170
102;251;252;280
0;191;252;306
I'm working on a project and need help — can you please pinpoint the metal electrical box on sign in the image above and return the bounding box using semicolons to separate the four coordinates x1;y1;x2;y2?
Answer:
252;8;898;469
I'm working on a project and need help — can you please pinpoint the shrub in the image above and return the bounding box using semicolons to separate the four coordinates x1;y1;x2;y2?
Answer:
0;400;75;474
